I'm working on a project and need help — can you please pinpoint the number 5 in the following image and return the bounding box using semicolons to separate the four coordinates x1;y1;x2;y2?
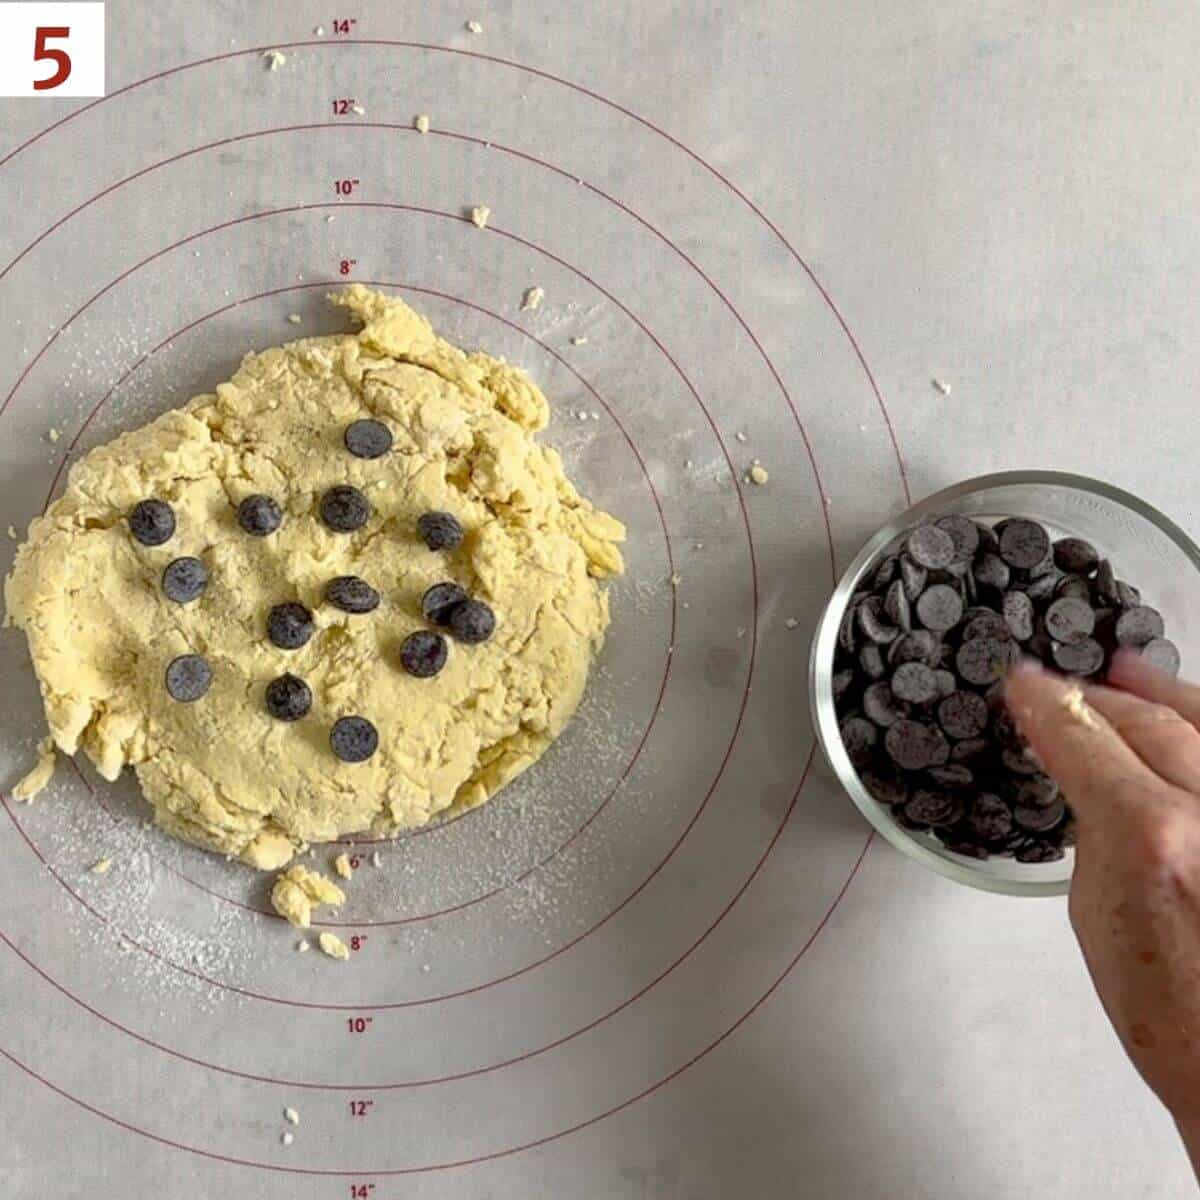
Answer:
33;26;72;91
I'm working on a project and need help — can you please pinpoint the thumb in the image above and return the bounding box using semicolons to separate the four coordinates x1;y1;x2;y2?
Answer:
1005;661;1161;826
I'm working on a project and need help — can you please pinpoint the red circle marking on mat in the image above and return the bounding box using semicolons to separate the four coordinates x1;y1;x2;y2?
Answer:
0;43;898;1166
2;119;838;579
37;280;674;927
0;39;909;507
0;827;874;1174
2;204;769;1013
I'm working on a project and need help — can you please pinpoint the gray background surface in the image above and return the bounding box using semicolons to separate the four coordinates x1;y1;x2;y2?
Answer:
0;2;1196;1196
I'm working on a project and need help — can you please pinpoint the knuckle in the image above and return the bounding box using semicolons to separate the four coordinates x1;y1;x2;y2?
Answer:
1131;806;1189;871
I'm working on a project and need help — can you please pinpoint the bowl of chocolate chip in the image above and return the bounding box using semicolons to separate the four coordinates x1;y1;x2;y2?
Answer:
810;471;1200;895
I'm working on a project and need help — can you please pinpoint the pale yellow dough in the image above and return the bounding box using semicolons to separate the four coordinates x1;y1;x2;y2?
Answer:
270;865;346;927
13;736;56;801
4;286;625;867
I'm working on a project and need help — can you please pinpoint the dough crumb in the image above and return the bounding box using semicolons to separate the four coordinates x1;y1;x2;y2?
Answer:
90;857;113;875
314;25;325;36
736;627;747;639
13;736;56;801
371;851;383;867
415;113;431;133
284;1106;300;1125
296;939;310;953
932;377;952;396
333;852;354;879
281;1131;294;1146
735;431;747;443
669;572;681;588
785;617;799;630
470;204;491;229
747;463;770;485
466;19;483;33
570;335;588;345
521;286;545;311
350;102;365;115
577;410;589;422
1062;685;1102;730
48;427;60;443
6;525;16;539
271;865;346;928
263;49;286;71
319;931;351;961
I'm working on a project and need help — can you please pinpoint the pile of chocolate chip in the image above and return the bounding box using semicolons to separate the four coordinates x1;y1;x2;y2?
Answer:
128;418;498;766
833;514;1180;863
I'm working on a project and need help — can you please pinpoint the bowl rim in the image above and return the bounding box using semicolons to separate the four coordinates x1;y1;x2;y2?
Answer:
808;469;1200;897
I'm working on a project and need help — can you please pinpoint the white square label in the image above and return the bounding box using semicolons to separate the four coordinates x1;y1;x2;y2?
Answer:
0;3;105;97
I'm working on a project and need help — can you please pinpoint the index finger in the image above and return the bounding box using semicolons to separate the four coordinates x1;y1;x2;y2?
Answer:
1005;661;1163;824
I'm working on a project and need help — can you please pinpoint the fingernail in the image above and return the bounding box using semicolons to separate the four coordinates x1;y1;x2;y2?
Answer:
1010;655;1043;675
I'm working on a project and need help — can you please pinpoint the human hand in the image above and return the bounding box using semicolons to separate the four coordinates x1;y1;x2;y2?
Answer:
1006;652;1200;1171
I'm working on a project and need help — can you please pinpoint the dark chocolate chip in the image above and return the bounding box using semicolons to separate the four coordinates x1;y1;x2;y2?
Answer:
891;662;939;704
1114;605;1165;648
832;669;856;703
863;681;910;727
267;601;315;650
840;716;878;766
884;720;950;771
899;556;928;604
330;715;379;763
915;583;963;632
1045;597;1096;645
956;637;1011;686
1024;571;1063;603
1016;775;1060;810
1095;558;1120;605
860;769;908;808
1014;797;1066;833
950;736;990;762
162;557;207;604
325;575;380;614
237;494;283;537
129;499;175;546
933;669;958;699
884;579;912;631
165;654;212;702
344;418;393;459
1002;591;1035;641
968;793;1014;842
859;644;887;680
962;608;1011;643
1140;637;1181;676
417;511;465;552
1051;636;1105;676
934;515;980;563
998;519;1051;571
857;596;899;644
937;690;989;740
838;601;859;655
320;485;371;532
265;673;312;721
973;552;1011;592
1054;574;1092;602
889;630;941;667
1053;537;1099;575
448;598;496;644
422;582;469;625
927;764;973;788
941;839;991;860
1015;840;1065;863
400;630;449;677
872;556;899;589
906;524;956;570
1116;580;1142;609
904;788;963;828
1002;745;1043;776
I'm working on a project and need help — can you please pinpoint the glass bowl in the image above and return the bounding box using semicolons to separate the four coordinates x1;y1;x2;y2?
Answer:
809;470;1200;896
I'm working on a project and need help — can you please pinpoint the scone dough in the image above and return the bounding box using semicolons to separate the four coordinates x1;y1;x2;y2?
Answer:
5;286;625;867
